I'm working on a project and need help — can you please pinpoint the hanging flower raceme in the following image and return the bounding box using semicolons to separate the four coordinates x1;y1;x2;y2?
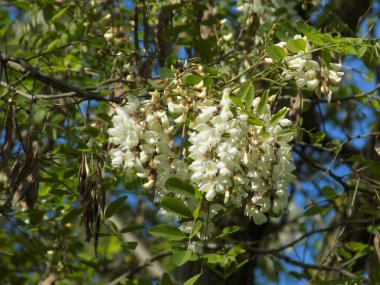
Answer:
107;69;296;234
265;34;344;102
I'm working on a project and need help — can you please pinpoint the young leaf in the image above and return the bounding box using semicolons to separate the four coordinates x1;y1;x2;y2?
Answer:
184;272;202;285
190;220;203;238
270;107;287;126
321;49;331;67
149;225;187;241
266;44;286;60
287;38;306;53
161;196;193;218
257;90;269;115
245;85;255;110
230;95;245;110
236;80;252;100
246;114;265;127
215;226;241;239
193;203;201;219
165;177;196;198
105;196;128;219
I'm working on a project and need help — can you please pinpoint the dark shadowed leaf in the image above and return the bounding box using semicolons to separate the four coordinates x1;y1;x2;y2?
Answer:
165;177;195;198
61;208;82;225
105;196;128;219
161;196;192;218
120;225;144;233
304;206;324;217
121;241;138;250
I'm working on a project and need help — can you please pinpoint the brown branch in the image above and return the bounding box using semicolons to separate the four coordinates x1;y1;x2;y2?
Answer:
282;83;380;104
108;250;171;285
38;272;58;285
26;32;106;62
268;251;358;279
246;245;357;278
0;52;121;103
293;147;352;191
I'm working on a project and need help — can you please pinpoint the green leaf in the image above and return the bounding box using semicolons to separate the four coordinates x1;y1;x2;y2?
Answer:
149;225;187;241
245;85;255;110
184;272;202;285
287;38;306;53
82;126;100;137
45;39;60;52
193;203;201;219
164;177;196;198
105;196;128;219
246;113;265;126
184;74;203;85
63;168;77;179
304;206;324;217
0;25;9;38
236;80;252;100
172;249;192;266
51;6;69;22
161;273;173;285
43;5;54;22
257;90;269;115
204;66;218;76
356;46;367;58
97;112;112;124
120;225;144;233
203;76;214;87
266;44;286;60
310;131;326;144
270;107;287;126
321;186;338;199
160;67;175;80
161;196;192;218
190;220;203;238
359;206;380;217
347;241;367;252
49;189;70;195
215;226;241;239
61;208;82;225
321;49;331;67
121;241;138;250
230;95;245;110
13;1;32;10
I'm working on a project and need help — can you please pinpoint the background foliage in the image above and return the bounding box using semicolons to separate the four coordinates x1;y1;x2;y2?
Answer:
0;0;380;284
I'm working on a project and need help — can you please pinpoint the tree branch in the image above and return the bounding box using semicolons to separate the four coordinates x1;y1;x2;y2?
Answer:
0;52;122;103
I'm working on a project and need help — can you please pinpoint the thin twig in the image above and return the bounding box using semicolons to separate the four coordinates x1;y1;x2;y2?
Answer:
107;250;171;285
0;52;122;103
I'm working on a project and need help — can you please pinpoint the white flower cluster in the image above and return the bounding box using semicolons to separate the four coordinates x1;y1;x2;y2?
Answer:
107;78;295;226
266;35;344;102
107;91;188;192
187;89;295;224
